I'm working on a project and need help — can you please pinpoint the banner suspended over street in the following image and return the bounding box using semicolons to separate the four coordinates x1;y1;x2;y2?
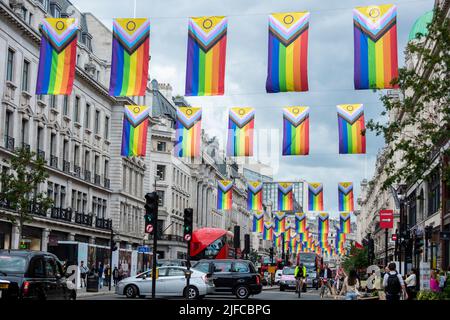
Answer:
308;183;324;211
217;180;233;211
338;182;355;211
247;181;264;211
282;107;310;156
273;211;286;234
227;108;255;157
340;212;352;234
295;212;307;234
337;104;366;154
174;107;202;158
121;105;150;157
277;183;294;211
318;212;330;245
36;18;78;95
266;12;310;93
185;16;227;96
353;4;399;89
109;18;150;97
252;211;264;233
263;220;273;241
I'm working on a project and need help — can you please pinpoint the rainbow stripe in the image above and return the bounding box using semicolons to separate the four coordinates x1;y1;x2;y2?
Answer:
318;213;329;246
252;211;264;233
273;212;286;234
338;182;355;211
109;19;150;97
217;180;233;211
186;16;227;96
266;12;309;93
36;19;78;95
175;107;202;158
277;183;294;211
308;183;324;211
263;221;273;241
247;181;263;211
354;5;399;89
340;212;352;234
282;107;310;155
273;233;282;248
227;108;255;157
295;212;307;234
337;104;366;154
121;106;150;157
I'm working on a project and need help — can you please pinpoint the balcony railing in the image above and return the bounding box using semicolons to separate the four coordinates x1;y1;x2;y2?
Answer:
63;160;71;173
50;155;58;169
95;217;112;230
30;203;47;217
19;142;30;152
104;177;110;189
94;174;101;185
50;207;72;222
37;149;46;162
84;170;91;182
0;200;13;210
4;135;15;151
74;165;81;178
75;212;93;226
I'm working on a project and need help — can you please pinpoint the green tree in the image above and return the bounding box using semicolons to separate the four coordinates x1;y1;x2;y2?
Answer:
341;245;369;273
367;9;450;189
0;148;53;245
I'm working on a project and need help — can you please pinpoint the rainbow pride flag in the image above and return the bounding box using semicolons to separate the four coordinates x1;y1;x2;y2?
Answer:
318;212;329;246
185;16;227;96
217;180;233;211
335;228;347;251
338;182;355;211
282;107;310;156
273;212;286;234
340;212;352;234
263;221;273;241
227;108;255;157
308;183;324;211
353;5;398;89
337;104;366;154
252;211;264;233
36;18;78;95
175;107;202;158
266;12;309;93
273;233;282;248
295;212;307;234
109;19;150;96
277;183;294;211
247;181;263;211
121;105;150;157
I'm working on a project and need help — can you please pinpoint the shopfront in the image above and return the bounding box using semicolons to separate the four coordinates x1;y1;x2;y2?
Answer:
0;221;11;249
21;226;42;250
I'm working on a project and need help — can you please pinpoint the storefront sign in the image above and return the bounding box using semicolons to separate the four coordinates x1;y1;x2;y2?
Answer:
379;210;394;229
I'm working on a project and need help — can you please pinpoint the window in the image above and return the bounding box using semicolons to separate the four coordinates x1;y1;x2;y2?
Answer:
213;262;233;273
84;103;91;128
156;191;164;206
156;165;166;181
71;190;76;209
74;97;80;122
94;110;100;134
84;150;90;171
123;165;127;190
63;96;69;116
94;155;99;174
6;49;15;81
45;258;57;277
21;60;30;92
49;95;56;109
37;127;43;150
167;268;185;277
30;258;45;278
50;4;61;18
233;262;250;273
193;262;210;273
428;171;441;216
50;133;56;156
61;186;66;208
28;13;33;25
104;160;109;178
20;7;27;21
74;145;79;165
157;141;166;152
104;116;110;140
21;120;28;145
4;111;12;137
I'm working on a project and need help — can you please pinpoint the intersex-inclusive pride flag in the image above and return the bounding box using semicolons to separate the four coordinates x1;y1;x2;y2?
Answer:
308;183;324;211
263;221;273;241
36;18;78;95
185;16;227;96
295;212;307;234
217;180;233;211
273;211;286;234
282;107;310;156
121;105;150;157
175;107;202;158
338;182;355;212
353;4;398;90
109;19;150;96
337;104;366;154
273;233;282;248
340;212;352;234
266;12;309;93
252;211;264;233
278;183;294;211
227;108;255;157
247;181;263;211
318;212;330;245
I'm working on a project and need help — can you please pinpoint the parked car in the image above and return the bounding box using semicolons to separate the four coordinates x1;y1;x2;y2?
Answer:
279;267;297;291
0;250;76;300
116;266;213;299
192;259;262;299
274;269;283;285
156;259;188;267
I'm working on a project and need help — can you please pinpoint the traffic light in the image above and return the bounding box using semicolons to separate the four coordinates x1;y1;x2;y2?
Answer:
233;225;241;249
183;208;193;242
111;240;118;252
144;192;158;234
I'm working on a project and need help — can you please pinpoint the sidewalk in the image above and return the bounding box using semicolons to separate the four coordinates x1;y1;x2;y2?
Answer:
77;286;115;298
262;285;279;291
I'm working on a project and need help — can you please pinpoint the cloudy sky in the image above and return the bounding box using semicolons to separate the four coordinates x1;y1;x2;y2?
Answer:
73;0;433;218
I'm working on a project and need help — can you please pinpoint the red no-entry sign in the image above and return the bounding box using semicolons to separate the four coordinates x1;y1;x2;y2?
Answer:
380;210;394;229
392;234;397;241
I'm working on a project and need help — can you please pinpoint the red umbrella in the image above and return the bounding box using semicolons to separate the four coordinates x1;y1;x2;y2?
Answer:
355;242;364;249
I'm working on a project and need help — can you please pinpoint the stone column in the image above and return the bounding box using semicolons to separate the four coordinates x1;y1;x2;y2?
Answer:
68;233;75;241
10;225;20;249
41;228;50;252
89;236;95;245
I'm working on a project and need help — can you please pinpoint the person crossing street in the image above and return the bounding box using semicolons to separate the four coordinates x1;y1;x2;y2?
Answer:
294;263;307;298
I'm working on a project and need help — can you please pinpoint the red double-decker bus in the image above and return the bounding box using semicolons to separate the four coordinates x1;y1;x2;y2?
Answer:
190;228;234;260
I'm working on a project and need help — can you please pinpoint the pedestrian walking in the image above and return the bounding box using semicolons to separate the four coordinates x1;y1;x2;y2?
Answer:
404;268;417;300
113;266;119;286
104;264;110;287
341;269;360;300
79;261;89;288
383;262;408;301
438;270;446;291
430;270;440;292
98;263;104;289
